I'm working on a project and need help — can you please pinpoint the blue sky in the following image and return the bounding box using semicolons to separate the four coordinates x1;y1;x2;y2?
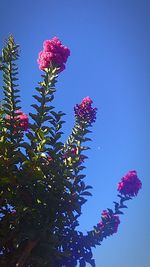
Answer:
0;0;150;266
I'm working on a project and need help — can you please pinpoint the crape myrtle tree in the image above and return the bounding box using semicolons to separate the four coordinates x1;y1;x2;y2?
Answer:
0;35;142;267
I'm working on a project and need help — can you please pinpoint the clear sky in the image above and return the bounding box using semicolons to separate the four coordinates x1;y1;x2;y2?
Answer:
0;0;150;266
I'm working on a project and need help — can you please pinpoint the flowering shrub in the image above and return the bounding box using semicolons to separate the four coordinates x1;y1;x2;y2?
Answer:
0;35;142;267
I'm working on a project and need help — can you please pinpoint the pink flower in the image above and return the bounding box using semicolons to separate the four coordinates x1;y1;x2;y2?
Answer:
37;37;70;72
71;148;77;154
74;96;97;124
117;170;142;197
98;210;120;234
47;155;53;162
6;110;28;131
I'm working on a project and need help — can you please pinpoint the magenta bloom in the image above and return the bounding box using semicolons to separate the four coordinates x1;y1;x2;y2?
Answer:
47;155;53;162
71;148;77;154
74;96;97;124
6;110;28;131
98;210;120;234
118;170;142;197
37;37;70;72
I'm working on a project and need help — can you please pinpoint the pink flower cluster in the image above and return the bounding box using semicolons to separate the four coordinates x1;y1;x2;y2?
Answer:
37;37;70;72
6;110;28;131
117;170;142;197
98;210;120;234
74;96;97;124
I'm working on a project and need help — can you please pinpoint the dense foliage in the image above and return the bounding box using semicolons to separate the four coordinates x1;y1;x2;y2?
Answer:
0;35;142;267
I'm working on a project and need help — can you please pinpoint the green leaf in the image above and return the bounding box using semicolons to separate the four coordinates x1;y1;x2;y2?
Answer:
0;177;10;185
33;95;42;103
85;185;93;190
80;191;92;196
